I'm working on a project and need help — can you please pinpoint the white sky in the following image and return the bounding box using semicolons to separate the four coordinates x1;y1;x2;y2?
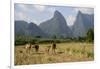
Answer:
14;3;94;26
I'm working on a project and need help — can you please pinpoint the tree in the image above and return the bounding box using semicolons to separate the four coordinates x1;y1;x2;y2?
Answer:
78;36;86;42
86;29;94;42
35;36;41;38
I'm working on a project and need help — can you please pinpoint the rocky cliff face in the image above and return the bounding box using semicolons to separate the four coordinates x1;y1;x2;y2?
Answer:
72;11;94;37
39;10;72;38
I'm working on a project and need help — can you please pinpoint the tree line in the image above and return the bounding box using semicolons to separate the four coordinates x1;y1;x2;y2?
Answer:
15;29;94;45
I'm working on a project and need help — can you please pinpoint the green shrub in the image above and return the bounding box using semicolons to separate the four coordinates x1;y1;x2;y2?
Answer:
87;52;94;58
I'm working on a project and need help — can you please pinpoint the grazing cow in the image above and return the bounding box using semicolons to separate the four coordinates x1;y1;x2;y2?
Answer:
25;43;32;53
45;43;57;54
52;43;56;54
34;44;39;52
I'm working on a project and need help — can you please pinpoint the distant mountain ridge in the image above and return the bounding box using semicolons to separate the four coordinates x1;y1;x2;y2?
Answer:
15;10;94;38
15;20;47;37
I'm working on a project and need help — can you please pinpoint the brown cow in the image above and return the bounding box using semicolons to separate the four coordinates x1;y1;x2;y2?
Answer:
45;43;57;54
34;44;39;52
52;43;57;54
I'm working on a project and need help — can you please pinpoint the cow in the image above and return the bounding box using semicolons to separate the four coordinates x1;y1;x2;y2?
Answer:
25;43;32;53
51;42;57;54
34;44;39;52
45;45;51;54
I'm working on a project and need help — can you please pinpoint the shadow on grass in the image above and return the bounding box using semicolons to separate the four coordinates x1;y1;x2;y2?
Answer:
32;52;45;55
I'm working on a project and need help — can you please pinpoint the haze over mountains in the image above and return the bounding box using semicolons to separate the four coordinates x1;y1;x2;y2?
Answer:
15;10;94;38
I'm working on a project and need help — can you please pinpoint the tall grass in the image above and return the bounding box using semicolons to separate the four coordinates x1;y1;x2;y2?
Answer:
15;42;94;65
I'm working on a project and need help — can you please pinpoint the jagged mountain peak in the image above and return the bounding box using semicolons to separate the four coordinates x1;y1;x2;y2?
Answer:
54;10;62;16
28;22;37;27
77;11;82;14
53;10;65;20
39;10;72;38
72;11;94;37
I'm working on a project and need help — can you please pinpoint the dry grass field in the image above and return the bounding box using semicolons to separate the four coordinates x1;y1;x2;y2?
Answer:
15;42;94;65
